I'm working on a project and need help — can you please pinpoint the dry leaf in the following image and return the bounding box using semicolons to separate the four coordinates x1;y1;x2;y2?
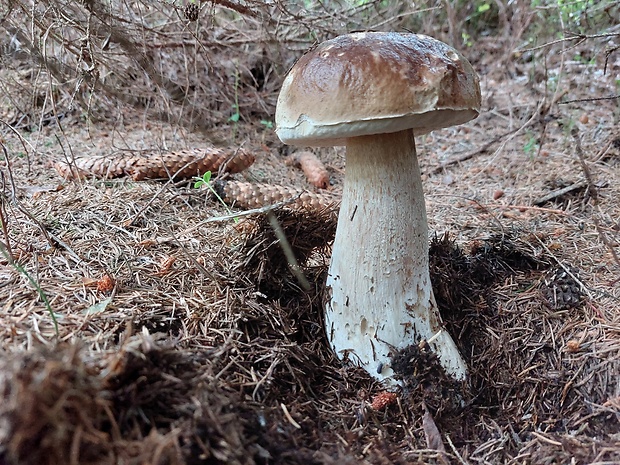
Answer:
422;405;448;464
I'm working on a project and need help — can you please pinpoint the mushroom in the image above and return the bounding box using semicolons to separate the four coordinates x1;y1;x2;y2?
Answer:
275;32;481;383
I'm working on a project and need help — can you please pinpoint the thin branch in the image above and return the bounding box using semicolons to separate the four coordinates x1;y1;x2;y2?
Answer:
534;181;587;206
496;204;569;216
427;128;519;175
517;31;620;53
0;173;14;264
267;210;310;291
559;95;620;105
203;194;304;223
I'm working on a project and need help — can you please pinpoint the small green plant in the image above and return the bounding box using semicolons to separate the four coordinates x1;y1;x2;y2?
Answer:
559;116;577;144
477;2;490;13
229;105;240;123
555;0;590;29
0;146;58;336
0;245;59;336
193;171;238;222
193;170;211;189
228;68;241;140
350;0;389;7
260;119;273;130
528;0;613;36
523;131;539;159
461;32;473;47
572;53;596;65
459;0;500;36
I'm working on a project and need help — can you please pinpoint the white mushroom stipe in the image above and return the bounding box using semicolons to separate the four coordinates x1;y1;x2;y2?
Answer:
275;32;481;384
324;131;467;382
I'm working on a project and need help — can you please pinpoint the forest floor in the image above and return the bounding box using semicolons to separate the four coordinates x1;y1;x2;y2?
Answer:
1;27;620;465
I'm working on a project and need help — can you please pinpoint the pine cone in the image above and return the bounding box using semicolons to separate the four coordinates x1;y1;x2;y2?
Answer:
54;147;255;181
286;151;330;189
53;155;143;180
542;266;583;310
130;148;255;181
213;181;337;211
184;2;199;21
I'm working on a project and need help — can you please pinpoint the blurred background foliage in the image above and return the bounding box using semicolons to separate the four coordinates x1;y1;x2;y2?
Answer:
0;0;618;133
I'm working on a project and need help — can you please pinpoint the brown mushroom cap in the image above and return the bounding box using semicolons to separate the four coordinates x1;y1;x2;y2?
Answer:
276;32;481;146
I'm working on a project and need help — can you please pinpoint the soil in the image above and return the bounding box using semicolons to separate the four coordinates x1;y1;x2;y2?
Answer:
1;8;620;465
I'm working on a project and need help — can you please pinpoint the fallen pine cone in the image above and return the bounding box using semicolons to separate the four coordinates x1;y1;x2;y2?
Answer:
213;180;337;211
54;147;255;181
184;2;199;21
286;150;330;189
53;155;142;180
131;148;255;181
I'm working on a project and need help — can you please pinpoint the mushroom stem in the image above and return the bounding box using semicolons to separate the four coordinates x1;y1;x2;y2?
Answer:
324;129;467;383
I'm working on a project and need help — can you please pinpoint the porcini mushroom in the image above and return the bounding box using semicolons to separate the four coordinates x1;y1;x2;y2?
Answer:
275;32;481;383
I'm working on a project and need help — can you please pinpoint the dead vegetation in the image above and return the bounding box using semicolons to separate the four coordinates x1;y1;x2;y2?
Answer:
1;0;620;464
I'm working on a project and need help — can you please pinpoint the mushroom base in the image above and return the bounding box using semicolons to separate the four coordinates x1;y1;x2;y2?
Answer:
324;130;467;383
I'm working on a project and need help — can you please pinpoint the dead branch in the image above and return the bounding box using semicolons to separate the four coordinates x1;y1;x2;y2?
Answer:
534;181;587;206
427;129;518;175
559;95;620;105
516;31;620;54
